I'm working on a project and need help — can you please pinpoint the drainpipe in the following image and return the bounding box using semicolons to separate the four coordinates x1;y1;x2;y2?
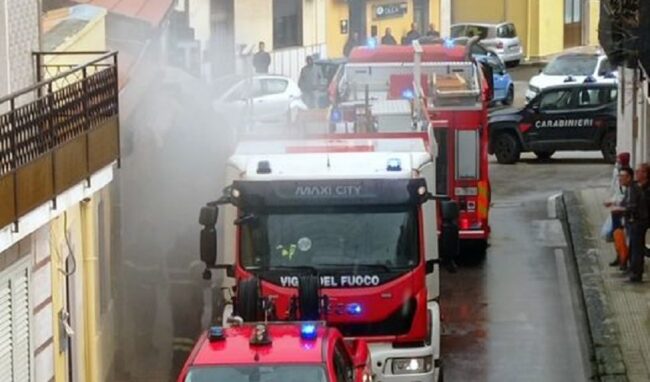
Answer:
81;199;100;382
526;0;532;61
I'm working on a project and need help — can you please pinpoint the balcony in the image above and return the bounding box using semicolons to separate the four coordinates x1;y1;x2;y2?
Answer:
0;51;120;229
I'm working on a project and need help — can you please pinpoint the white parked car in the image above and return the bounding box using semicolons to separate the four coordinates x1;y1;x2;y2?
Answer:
450;22;524;66
212;74;306;132
526;48;617;101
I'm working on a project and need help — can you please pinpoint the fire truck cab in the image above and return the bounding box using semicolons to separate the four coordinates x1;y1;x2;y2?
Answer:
199;133;455;381
177;322;372;382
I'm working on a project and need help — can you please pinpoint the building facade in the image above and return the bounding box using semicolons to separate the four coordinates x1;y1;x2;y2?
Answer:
326;0;448;59
0;3;121;381
451;0;600;59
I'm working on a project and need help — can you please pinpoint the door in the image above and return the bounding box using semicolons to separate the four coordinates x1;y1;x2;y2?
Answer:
573;86;617;144
348;0;367;40
527;87;578;147
564;0;582;47
253;78;292;124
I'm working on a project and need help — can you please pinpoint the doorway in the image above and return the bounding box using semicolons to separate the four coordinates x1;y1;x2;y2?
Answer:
210;0;235;77
348;0;367;40
564;0;582;47
413;0;430;35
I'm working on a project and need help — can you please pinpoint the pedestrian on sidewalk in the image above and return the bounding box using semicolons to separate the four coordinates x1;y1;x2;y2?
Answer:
404;23;421;45
605;152;630;268
382;27;397;45
613;166;648;282
253;41;271;74
426;23;440;38
298;56;319;109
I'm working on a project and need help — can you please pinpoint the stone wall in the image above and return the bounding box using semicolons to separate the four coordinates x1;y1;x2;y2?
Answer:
0;0;40;96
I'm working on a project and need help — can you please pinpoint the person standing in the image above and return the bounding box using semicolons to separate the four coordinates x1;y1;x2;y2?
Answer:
404;23;421;45
605;152;630;267
381;27;397;45
252;41;271;74
343;32;361;57
613;166;648;282
426;23;440;38
298;56;319;109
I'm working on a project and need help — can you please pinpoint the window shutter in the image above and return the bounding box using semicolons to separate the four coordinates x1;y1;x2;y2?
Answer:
0;262;32;382
12;267;31;382
0;281;13;382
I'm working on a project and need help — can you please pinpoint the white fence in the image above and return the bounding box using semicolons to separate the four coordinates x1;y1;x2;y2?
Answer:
269;44;327;81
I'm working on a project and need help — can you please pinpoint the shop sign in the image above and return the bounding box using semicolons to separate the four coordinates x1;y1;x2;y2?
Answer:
374;3;407;19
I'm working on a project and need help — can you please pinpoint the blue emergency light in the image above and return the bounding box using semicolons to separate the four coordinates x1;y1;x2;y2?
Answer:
209;326;225;342
330;108;342;123
346;303;363;315
401;88;415;100
443;38;455;49
367;38;378;49
387;158;402;172
584;75;596;83
301;323;318;340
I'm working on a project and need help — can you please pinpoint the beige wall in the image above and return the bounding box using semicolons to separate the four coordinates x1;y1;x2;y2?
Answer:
234;0;273;51
303;0;327;46
535;0;564;57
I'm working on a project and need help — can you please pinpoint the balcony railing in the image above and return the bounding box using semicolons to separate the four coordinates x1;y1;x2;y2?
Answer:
0;51;120;229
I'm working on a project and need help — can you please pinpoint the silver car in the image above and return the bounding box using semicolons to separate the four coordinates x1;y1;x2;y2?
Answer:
450;22;524;66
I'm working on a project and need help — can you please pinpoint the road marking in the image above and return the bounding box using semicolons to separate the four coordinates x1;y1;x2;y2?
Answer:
547;193;562;219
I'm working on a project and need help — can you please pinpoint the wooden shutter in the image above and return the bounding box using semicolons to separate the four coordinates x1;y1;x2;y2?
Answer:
0;261;32;382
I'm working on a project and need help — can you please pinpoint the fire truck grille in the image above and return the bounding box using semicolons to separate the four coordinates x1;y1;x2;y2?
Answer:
335;298;416;337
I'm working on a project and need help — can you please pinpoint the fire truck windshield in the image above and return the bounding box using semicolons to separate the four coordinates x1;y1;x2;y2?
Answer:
239;206;419;271
185;365;328;382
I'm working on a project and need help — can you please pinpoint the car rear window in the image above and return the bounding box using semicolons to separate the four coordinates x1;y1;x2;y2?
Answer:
450;25;465;38
497;23;517;38
543;54;599;76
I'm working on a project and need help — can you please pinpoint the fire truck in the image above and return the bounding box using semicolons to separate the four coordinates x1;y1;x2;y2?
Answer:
307;41;493;253
198;132;458;381
177;322;372;382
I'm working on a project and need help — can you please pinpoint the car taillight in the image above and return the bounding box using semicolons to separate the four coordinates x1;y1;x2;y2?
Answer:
460;217;470;230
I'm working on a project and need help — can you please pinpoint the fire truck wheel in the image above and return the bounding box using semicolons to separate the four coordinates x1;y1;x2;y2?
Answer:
533;150;555;160
298;275;321;320
601;131;617;164
236;277;261;322
493;133;520;164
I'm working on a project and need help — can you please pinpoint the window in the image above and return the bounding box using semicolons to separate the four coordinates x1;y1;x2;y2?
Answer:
599;59;612;75
543;54;599;76
185;365;328;382
273;0;303;49
466;25;489;40
261;79;289;95
434;129;448;195
497;23;517;38
450;25;466;38
0;258;32;381
470;44;489;56
564;0;581;23
577;89;601;108
539;89;575;111
456;130;479;179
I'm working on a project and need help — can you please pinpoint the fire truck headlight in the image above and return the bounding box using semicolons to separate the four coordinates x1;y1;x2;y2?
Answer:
231;188;241;199
391;356;433;374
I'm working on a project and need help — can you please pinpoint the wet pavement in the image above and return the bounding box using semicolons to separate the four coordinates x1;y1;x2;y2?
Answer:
441;152;611;381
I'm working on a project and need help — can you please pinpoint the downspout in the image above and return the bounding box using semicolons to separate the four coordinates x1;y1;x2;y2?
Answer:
81;199;100;382
526;0;532;61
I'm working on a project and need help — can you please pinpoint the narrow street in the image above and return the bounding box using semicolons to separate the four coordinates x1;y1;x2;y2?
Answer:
442;152;609;381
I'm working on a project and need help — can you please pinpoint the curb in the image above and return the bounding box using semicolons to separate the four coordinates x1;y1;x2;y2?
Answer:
559;191;628;382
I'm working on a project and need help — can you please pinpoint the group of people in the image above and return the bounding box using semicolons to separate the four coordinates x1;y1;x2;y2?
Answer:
604;152;650;283
343;22;440;57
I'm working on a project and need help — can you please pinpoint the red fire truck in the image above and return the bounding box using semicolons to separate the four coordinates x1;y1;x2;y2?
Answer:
177;322;372;382
318;41;493;253
199;133;458;381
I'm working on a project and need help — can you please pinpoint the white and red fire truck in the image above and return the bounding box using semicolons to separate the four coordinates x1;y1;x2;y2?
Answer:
296;41;492;253
198;131;458;381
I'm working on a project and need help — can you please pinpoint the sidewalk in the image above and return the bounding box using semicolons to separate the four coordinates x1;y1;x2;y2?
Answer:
564;187;650;382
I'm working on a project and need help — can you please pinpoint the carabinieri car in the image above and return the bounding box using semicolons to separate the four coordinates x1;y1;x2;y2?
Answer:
488;81;617;164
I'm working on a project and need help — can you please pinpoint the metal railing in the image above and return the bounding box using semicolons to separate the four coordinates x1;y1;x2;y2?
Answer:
0;51;120;229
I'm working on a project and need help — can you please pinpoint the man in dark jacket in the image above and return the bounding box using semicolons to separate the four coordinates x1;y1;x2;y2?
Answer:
253;41;271;74
299;56;319;108
426;24;440;38
404;23;421;45
381;27;397;45
615;166;648;282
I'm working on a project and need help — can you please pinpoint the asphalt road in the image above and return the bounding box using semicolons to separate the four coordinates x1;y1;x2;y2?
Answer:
441;138;612;381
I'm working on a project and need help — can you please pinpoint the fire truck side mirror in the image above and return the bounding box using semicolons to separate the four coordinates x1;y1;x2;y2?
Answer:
200;206;219;270
425;259;437;274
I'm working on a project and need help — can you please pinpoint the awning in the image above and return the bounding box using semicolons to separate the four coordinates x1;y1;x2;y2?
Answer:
73;0;174;27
